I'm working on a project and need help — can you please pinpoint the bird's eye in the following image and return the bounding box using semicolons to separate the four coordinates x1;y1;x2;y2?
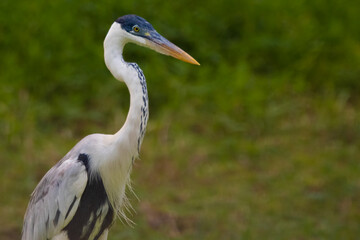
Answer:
133;25;140;32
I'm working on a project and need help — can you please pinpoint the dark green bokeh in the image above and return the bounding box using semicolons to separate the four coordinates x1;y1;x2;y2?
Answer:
1;0;360;239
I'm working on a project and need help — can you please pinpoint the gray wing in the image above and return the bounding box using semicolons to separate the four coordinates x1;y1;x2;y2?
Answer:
22;157;88;240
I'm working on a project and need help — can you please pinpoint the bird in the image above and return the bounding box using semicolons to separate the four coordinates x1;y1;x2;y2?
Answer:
22;14;199;240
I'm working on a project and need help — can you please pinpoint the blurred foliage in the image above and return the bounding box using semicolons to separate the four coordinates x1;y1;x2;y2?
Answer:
1;0;360;239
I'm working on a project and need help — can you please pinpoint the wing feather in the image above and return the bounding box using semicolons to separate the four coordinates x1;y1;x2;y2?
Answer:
22;157;88;240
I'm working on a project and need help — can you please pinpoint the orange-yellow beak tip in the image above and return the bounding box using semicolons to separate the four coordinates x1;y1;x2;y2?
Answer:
146;32;200;66
170;48;200;66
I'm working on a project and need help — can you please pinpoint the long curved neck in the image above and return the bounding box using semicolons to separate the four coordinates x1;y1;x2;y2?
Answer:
104;23;149;158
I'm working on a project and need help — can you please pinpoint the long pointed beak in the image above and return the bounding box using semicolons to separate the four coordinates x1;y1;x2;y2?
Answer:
145;32;200;65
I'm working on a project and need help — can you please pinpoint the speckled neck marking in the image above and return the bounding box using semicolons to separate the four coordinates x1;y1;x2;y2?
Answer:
128;63;149;153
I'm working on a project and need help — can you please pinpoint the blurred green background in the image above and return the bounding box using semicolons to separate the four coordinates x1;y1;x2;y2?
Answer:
1;0;360;239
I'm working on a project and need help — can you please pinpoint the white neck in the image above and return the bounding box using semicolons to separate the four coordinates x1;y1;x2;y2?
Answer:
104;23;149;163
97;23;149;217
84;22;149;220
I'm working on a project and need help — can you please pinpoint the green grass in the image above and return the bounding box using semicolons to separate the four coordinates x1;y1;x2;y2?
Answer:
2;96;360;239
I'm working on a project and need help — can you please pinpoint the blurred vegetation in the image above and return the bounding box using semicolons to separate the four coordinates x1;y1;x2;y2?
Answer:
1;0;360;239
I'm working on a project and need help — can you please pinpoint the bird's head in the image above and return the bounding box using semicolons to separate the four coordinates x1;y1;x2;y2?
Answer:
114;14;199;65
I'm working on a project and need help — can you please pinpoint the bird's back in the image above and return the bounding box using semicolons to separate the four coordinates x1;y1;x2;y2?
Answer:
22;134;116;240
60;156;115;240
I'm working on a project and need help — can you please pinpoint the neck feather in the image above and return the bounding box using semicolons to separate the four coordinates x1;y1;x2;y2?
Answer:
104;23;149;159
91;22;149;220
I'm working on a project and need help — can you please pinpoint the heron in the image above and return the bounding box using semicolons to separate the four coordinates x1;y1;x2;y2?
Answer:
22;14;199;240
